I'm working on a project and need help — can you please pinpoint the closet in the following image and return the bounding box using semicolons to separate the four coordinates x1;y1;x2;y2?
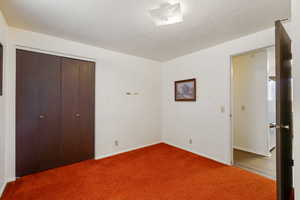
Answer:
16;49;95;177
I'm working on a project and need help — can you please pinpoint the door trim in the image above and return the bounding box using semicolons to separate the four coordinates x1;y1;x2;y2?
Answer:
16;45;96;63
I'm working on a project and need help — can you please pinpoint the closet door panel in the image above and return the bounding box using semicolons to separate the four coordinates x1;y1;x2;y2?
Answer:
78;61;95;160
37;53;61;171
16;50;61;176
17;51;95;176
61;58;82;164
16;50;41;177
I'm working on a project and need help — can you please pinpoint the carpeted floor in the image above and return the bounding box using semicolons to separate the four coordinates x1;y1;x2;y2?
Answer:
1;143;276;200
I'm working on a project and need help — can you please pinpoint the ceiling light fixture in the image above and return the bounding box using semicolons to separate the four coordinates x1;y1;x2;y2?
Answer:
149;2;183;26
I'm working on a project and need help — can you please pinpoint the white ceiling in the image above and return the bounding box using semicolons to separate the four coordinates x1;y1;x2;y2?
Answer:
0;0;290;61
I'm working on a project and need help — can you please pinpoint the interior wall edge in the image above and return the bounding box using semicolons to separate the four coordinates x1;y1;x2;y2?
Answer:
95;141;162;160
163;140;230;166
0;10;8;198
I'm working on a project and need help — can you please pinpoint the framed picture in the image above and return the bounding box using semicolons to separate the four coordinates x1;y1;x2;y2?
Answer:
175;78;196;101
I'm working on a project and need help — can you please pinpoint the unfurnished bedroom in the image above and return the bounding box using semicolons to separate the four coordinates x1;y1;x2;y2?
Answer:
0;0;298;200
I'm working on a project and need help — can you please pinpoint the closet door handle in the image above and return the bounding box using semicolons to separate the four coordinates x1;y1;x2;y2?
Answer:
75;113;81;118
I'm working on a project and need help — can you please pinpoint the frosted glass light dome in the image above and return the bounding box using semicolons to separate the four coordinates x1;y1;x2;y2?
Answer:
149;2;183;26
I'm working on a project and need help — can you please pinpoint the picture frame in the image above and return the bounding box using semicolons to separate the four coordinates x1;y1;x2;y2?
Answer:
175;78;196;101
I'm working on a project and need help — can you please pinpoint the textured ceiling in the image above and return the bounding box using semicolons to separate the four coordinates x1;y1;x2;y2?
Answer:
0;0;291;61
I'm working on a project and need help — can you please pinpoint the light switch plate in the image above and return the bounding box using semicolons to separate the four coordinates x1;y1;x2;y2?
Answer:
220;106;225;113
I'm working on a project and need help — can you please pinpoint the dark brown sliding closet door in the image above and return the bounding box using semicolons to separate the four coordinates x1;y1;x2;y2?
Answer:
61;58;95;165
16;50;61;177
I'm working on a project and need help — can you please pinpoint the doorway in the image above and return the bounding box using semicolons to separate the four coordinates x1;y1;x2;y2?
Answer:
230;20;294;200
231;46;276;179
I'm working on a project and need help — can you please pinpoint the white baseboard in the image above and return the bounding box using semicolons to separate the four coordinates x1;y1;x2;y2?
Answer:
5;177;16;183
0;176;16;197
6;143;163;183
95;141;162;160
234;163;276;180
233;146;271;157
163;141;230;165
0;180;7;198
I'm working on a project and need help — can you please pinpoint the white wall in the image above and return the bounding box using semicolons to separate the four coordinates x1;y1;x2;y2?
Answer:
0;11;8;195
291;0;300;197
161;26;290;165
267;47;276;77
4;27;162;181
232;50;269;156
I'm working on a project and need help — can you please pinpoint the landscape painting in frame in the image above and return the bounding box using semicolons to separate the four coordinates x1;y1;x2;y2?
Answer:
175;79;196;101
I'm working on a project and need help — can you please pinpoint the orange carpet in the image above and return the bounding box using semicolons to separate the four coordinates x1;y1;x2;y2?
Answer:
1;143;276;200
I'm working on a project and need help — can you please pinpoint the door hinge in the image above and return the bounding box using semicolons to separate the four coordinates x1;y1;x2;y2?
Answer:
289;159;294;167
288;53;293;60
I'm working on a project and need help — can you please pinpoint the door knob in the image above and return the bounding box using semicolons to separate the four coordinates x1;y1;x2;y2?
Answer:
75;113;80;118
269;123;276;128
275;124;290;130
39;115;45;119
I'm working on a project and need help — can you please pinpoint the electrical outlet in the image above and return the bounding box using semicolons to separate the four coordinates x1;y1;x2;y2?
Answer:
189;138;193;144
114;140;119;146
